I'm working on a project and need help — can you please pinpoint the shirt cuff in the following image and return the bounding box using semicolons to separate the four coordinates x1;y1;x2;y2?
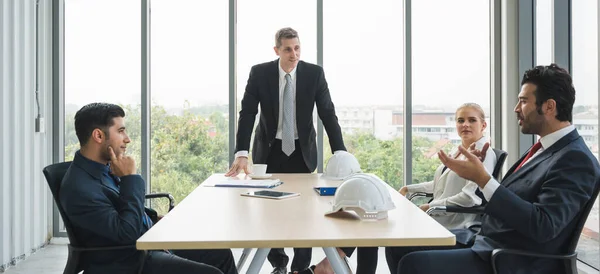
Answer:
235;151;249;158
480;178;500;201
333;150;346;154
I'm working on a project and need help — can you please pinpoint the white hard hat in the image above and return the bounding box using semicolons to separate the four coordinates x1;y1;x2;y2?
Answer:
325;174;396;220
322;151;362;180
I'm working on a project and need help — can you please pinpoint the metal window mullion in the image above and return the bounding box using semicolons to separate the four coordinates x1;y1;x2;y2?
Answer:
403;0;412;186
141;0;151;190
52;0;66;238
316;0;324;173
517;0;536;155
491;0;502;159
551;0;571;73
229;0;237;166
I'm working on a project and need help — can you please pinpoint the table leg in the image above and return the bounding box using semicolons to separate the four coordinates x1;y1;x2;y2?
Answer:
237;248;253;270
323;247;351;274
246;247;271;274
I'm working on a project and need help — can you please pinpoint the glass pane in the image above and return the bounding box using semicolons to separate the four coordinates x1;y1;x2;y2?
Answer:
411;0;491;186
150;0;228;214
236;0;317;159
572;0;599;268
535;0;552;66
323;0;404;188
64;0;141;165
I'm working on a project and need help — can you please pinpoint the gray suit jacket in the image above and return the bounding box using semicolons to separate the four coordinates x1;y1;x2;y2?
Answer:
235;59;346;171
472;129;600;274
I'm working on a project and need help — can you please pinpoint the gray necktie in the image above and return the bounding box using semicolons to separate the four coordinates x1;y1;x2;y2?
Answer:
282;74;295;156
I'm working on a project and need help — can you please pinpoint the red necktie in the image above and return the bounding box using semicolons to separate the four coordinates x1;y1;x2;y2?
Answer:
514;141;542;171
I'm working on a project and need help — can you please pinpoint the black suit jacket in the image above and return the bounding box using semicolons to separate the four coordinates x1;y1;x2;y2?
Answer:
472;129;600;274
235;59;346;172
60;151;148;273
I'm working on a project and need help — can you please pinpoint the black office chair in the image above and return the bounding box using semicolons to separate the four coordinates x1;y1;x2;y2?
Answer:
43;161;175;274
490;178;600;274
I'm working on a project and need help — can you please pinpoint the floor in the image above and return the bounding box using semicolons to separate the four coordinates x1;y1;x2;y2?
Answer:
3;238;598;274
1;238;391;274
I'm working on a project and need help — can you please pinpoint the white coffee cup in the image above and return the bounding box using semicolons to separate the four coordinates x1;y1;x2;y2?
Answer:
252;164;268;176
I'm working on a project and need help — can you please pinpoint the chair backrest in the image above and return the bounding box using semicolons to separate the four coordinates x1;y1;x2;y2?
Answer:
43;161;80;246
491;148;508;180
566;177;600;253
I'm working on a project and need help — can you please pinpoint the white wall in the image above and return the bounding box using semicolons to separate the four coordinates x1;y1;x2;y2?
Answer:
0;0;54;271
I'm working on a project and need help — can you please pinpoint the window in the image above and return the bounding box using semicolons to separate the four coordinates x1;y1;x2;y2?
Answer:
535;0;552;66
572;0;599;268
412;0;491;184
63;0;141;233
236;0;317;163
237;0;316;110
64;0;141;164
324;0;404;188
149;0;229;213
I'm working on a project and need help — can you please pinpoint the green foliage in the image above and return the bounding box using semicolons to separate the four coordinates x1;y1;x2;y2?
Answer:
64;104;445;213
64;104;229;214
325;131;447;190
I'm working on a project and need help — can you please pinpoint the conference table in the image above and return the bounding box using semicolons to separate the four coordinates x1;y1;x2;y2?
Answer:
136;173;455;274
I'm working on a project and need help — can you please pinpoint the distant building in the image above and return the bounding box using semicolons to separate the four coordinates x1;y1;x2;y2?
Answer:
336;105;597;159
573;109;599;156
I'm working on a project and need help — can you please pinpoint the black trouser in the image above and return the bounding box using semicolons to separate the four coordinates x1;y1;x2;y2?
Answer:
339;247;379;274
266;139;312;271
142;249;237;274
385;244;467;274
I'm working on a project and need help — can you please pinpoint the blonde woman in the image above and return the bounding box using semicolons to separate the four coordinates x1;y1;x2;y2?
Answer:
386;103;497;274
399;102;497;229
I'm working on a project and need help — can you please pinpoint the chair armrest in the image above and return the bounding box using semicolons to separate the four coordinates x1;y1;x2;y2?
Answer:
492;248;577;261
445;205;485;214
70;244;136;252
491;248;577;274
425;206;447;215
425;205;485;216
145;193;175;211
408;192;433;201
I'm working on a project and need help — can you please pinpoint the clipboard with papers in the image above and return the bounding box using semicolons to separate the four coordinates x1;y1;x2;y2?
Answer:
212;179;283;188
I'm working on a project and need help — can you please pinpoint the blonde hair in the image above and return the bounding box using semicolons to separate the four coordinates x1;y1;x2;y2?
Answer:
456;102;485;121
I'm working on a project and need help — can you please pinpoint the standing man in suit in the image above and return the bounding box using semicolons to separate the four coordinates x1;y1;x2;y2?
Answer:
386;64;600;274
61;103;238;274
225;27;346;274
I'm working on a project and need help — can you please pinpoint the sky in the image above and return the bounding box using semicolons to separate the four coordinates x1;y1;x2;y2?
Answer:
64;0;598;111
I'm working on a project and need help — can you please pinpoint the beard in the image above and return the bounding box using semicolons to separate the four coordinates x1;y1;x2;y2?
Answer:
520;113;545;134
100;143;112;162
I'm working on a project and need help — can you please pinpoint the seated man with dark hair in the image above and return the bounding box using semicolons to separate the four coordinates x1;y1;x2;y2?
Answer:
60;102;238;274
386;64;600;274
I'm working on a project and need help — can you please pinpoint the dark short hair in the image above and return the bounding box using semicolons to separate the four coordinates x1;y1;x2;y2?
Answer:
74;103;125;146
521;63;576;122
275;27;299;48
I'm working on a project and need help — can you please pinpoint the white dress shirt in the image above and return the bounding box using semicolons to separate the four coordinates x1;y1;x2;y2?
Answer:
235;60;298;158
406;136;497;229
480;125;576;201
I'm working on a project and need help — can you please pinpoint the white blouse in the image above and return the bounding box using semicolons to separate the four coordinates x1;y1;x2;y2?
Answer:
405;136;497;230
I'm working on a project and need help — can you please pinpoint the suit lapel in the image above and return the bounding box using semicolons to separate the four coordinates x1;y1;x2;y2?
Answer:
270;60;280;123
501;130;581;188
503;152;553;188
295;61;306;122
